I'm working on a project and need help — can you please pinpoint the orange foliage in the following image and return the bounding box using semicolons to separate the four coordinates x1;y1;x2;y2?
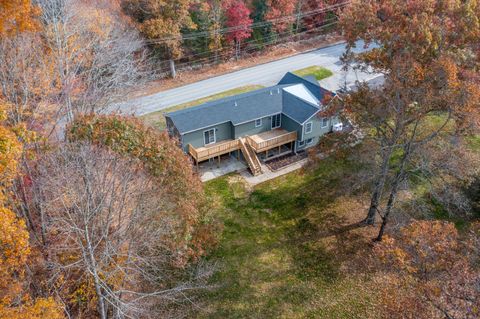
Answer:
374;221;480;319
0;99;63;318
0;0;40;36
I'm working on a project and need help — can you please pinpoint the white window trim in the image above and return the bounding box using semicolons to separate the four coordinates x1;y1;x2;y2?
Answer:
306;138;314;145
255;118;262;127
203;128;216;145
304;121;313;134
321;117;329;128
298;140;305;147
271;113;282;129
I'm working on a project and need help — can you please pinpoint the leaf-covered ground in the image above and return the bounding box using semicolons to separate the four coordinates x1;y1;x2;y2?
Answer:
196;155;382;318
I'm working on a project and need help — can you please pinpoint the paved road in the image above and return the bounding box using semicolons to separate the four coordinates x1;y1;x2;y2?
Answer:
118;41;376;116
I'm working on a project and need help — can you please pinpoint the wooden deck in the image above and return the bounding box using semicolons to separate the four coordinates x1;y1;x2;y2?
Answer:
188;129;297;164
246;129;297;153
188;139;240;163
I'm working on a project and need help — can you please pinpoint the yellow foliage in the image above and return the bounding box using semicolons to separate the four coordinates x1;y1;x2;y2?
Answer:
0;100;64;317
0;207;30;284
0;297;63;319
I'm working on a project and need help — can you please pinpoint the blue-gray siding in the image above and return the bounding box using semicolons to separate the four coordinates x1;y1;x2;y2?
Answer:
180;122;233;152
233;115;273;138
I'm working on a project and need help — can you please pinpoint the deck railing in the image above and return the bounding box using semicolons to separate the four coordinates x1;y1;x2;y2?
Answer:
188;130;297;163
246;131;297;153
188;140;240;163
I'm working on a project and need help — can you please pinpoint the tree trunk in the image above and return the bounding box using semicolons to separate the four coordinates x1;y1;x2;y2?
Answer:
169;59;176;78
364;146;395;225
375;177;400;241
235;40;240;60
85;226;107;319
375;137;414;241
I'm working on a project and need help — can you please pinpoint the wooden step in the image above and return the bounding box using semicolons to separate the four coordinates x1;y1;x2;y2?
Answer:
239;138;262;176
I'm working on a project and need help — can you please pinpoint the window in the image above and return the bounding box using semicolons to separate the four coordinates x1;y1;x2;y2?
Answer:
203;128;216;145
271;114;281;129
255;118;262;127
304;122;313;134
298;140;305;147
321;117;329;128
306;138;314;145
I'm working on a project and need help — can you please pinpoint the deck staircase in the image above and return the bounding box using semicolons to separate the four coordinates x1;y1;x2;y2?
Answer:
239;138;262;176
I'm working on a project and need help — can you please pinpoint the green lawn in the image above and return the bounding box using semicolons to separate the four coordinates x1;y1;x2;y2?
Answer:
142;85;264;130
196;155;381;319
293;66;334;81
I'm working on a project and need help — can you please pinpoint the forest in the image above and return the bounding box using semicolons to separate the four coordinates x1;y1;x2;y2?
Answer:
0;0;479;318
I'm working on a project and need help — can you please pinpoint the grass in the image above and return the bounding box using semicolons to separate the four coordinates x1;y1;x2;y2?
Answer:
196;155;381;319
142;85;264;130
293;66;334;81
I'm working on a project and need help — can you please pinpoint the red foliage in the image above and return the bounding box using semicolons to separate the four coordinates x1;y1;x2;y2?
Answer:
224;0;253;43
301;0;343;31
265;0;297;32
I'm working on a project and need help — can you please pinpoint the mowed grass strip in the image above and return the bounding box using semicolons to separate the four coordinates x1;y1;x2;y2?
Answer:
142;85;265;130
293;66;334;81
197;154;381;319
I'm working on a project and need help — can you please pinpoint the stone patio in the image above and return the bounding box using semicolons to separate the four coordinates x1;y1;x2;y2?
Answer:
199;156;247;182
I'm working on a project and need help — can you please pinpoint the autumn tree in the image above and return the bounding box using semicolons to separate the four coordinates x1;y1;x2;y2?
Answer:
191;0;225;64
225;0;253;60
30;142;212;318
0;0;40;36
298;0;327;31
121;0;195;77
36;0;146;124
0;100;63;318
66;114;217;264
374;221;480;319
265;0;298;33
340;0;480;239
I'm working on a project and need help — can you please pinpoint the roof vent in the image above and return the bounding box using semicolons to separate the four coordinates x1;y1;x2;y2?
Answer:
277;88;280;94
234;101;238;107
270;90;273;95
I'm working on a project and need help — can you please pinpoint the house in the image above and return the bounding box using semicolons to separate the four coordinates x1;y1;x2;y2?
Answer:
165;72;341;176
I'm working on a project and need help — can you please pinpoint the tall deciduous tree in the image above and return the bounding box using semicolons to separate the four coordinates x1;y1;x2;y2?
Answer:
18;114;217;317
340;0;480;239
66;115;216;265
265;0;298;32
0;100;62;318
225;0;253;59
374;221;480;319
33;142;211;318
37;0;145;124
121;0;196;77
194;0;225;64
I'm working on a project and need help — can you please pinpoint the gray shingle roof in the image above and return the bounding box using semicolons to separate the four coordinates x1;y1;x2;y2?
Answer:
166;86;286;134
165;73;333;135
282;91;320;123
